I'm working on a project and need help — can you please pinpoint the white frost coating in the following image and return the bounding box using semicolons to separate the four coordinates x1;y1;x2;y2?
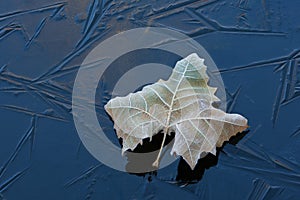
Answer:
105;53;248;169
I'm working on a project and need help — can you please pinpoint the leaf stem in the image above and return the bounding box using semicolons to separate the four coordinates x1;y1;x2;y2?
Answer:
152;129;168;168
152;62;187;168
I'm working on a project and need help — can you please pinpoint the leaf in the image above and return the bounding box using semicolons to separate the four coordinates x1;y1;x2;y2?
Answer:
104;53;248;170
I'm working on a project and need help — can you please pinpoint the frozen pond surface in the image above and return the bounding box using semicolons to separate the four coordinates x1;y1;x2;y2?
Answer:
0;0;300;199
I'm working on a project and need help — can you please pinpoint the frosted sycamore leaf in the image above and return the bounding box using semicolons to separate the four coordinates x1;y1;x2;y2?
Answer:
104;53;248;170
